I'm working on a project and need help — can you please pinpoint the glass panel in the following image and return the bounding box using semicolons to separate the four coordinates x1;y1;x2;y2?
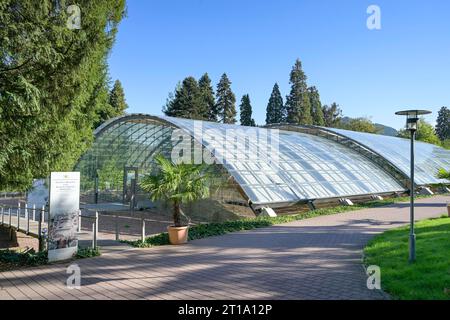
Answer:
327;128;450;185
77;115;408;205
163;116;404;204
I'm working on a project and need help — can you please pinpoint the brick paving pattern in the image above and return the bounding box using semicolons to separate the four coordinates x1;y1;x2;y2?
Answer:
0;195;448;300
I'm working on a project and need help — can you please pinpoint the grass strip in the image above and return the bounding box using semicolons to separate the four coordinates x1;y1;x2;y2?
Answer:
364;215;450;299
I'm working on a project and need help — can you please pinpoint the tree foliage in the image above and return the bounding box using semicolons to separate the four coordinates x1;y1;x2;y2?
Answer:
198;73;217;122
163;76;208;120
109;80;128;115
435;106;450;141
94;79;128;128
163;74;217;121
440;139;450;150
0;0;126;190
340;117;378;133
140;155;211;227
285;59;312;124
398;118;441;145
436;168;450;180
216;73;236;124
308;86;324;126
239;94;255;126
322;103;343;127
265;83;285;125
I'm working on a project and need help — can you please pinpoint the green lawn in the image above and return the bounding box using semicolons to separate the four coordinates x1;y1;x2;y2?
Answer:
364;216;450;300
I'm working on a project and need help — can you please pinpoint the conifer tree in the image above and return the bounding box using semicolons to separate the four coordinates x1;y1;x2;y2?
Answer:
265;83;285;124
109;80;128;114
0;0;126;190
308;86;324;126
164;77;202;119
198;73;217;121
240;94;256;126
285;59;312;124
215;73;236;124
435;106;450;141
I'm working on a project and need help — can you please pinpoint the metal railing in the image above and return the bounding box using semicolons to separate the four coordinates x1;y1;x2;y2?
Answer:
0;192;26;199
1;201;159;251
77;210;99;249
0;202;48;252
0;202;100;251
87;211;152;243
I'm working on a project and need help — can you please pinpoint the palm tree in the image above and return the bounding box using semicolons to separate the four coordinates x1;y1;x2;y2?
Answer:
140;155;211;227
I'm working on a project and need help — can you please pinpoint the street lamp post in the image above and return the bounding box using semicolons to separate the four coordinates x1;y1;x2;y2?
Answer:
395;109;431;263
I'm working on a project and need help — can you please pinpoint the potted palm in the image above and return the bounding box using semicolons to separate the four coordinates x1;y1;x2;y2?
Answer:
437;168;450;216
140;155;211;244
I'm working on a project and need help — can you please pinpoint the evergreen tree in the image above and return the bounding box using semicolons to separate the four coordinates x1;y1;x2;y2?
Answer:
265;83;285;124
322;103;343;127
109;80;128;116
164;77;203;119
215;73;236;124
285;59;312;124
0;0;126;190
435;106;450;141
198;73;217;121
96;79;128;126
239;94;256;126
308;86;324;126
162;82;181;117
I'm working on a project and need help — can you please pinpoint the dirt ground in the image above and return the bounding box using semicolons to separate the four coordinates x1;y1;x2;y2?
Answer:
80;209;174;242
0;226;39;251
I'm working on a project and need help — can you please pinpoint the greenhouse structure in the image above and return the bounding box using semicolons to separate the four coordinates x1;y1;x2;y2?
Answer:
75;114;450;217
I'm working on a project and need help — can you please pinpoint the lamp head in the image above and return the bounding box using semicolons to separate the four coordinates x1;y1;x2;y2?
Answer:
395;109;431;132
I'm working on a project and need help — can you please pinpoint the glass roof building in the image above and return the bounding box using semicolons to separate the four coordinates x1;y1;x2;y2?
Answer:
267;124;450;187
75;114;450;210
323;127;450;185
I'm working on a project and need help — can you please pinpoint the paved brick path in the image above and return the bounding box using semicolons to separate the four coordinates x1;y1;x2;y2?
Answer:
0;195;448;300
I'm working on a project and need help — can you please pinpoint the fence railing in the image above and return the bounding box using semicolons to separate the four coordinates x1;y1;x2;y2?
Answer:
0;203;48;252
78;211;99;249
1;202;157;251
0;192;26;199
0;202;100;251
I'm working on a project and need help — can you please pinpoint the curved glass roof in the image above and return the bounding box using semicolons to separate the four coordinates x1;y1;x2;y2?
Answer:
161;116;404;204
324;127;450;185
76;114;406;206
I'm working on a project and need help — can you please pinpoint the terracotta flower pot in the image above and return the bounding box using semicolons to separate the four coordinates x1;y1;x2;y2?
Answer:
167;225;189;245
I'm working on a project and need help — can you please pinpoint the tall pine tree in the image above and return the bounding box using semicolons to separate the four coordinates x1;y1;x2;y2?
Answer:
198;73;217;121
163;77;203;119
216;73;236;124
0;0;126;190
265;83;285;124
239;94;256;126
435;106;450;141
109;80;128;114
308;86;324;126
95;79;128;127
285;59;312;124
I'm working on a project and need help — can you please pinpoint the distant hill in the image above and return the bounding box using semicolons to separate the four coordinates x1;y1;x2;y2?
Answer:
374;123;398;136
340;117;398;136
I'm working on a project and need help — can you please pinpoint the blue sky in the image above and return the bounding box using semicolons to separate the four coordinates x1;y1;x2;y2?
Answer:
108;0;450;130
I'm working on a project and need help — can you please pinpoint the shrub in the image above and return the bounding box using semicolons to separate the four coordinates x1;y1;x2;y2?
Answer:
75;247;101;258
123;195;431;248
0;249;48;267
